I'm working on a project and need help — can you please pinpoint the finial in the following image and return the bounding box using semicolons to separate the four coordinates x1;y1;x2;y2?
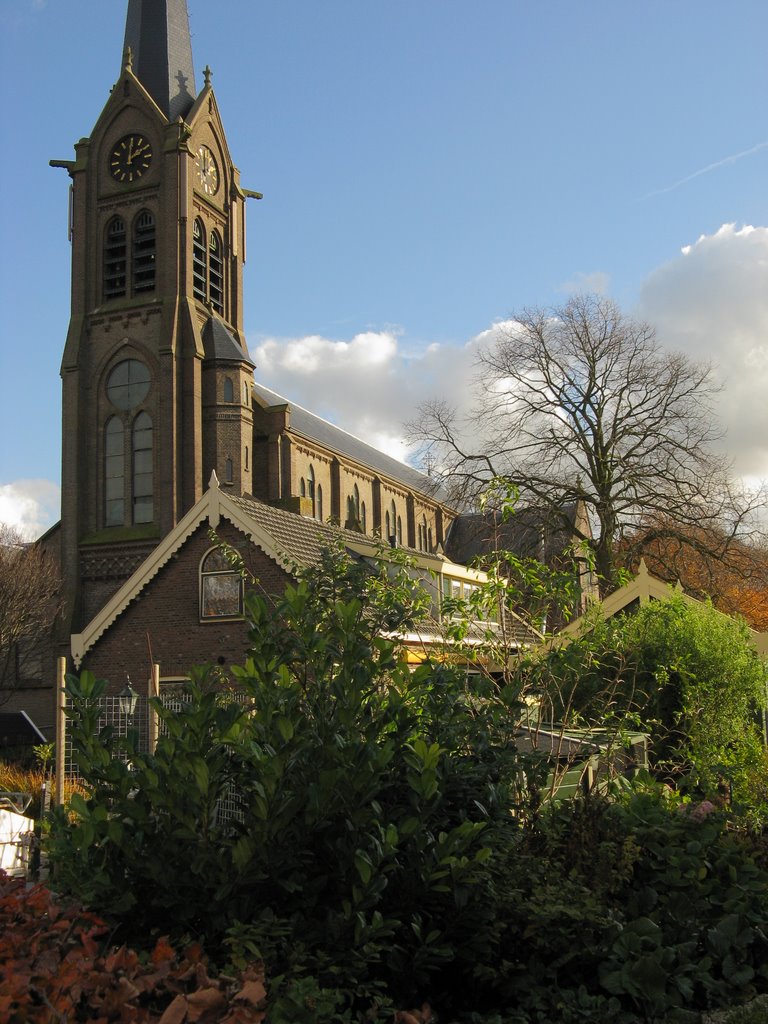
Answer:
209;469;220;489
204;64;212;87
123;46;133;73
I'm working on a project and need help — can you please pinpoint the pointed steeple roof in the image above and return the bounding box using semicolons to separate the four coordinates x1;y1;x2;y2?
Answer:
124;0;196;121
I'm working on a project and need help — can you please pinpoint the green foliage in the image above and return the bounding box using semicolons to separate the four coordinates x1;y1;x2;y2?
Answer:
481;791;768;1023
32;742;55;773
618;596;767;802
48;545;525;1017
536;595;768;806
46;543;768;1021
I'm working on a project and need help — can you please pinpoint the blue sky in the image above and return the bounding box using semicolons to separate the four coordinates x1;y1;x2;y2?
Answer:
1;0;767;537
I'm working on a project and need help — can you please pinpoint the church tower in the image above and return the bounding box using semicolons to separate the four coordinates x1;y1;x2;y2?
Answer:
54;0;255;631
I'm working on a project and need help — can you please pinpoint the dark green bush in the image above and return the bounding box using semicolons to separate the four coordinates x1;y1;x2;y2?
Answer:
481;790;768;1023
48;545;529;1017
47;545;768;1022
534;594;768;808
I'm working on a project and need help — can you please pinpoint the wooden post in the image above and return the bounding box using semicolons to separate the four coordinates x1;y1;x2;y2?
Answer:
148;663;160;753
54;657;67;806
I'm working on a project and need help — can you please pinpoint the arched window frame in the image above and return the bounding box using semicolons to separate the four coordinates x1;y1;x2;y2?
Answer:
417;516;428;551
200;547;244;619
103;216;127;300
192;218;208;303
132;209;156;294
191;219;226;315
223;377;234;403
209;230;224;314
104;210;157;301
103;358;154;529
317;484;324;523
307;465;316;518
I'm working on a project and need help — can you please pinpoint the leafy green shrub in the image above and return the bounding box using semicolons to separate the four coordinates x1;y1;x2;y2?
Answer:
45;544;768;1022
536;594;768;806
481;791;768;1023
48;545;528;1017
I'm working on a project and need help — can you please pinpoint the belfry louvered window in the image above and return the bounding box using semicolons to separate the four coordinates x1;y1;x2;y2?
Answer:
209;231;224;313
193;219;207;302
192;220;225;313
104;211;156;301
132;211;156;293
104;217;127;299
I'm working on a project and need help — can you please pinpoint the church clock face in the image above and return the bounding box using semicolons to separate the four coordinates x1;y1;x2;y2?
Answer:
195;145;219;196
109;133;153;183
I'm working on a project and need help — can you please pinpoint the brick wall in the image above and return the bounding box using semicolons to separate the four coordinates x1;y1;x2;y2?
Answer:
80;521;293;692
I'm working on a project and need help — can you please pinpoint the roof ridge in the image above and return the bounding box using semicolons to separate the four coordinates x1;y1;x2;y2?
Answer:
252;382;421;474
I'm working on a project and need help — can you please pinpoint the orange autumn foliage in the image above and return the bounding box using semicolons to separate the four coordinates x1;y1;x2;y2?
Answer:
0;870;267;1024
619;526;768;632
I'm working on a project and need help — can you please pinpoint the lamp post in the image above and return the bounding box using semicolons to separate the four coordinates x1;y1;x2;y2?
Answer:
118;676;139;719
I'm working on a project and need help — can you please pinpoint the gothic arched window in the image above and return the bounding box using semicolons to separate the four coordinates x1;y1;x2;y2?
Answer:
347;484;361;528
104;416;124;526
209;231;224;314
223;377;234;402
397;515;403;545
132;210;156;294
418;516;428;551
200;548;244;619
192;219;207;303
361;501;367;533
317;484;323;523
104;216;127;299
132;412;153;524
307;465;316;518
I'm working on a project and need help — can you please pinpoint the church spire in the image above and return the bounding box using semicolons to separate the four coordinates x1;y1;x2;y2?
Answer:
123;0;197;121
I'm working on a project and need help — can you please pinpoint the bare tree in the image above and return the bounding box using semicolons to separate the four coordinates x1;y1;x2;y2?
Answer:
413;294;766;595
0;524;61;704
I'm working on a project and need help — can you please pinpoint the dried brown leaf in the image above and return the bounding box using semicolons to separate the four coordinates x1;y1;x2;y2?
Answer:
158;992;188;1024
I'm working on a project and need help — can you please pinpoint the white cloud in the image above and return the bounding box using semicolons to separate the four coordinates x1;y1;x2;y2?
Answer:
636;223;768;483
247;223;768;492
250;328;478;465
0;479;60;540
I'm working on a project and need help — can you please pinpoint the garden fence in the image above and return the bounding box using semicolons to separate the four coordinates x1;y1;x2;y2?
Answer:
59;682;248;826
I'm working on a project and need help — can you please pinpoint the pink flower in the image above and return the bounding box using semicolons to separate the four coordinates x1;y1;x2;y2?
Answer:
691;800;716;821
